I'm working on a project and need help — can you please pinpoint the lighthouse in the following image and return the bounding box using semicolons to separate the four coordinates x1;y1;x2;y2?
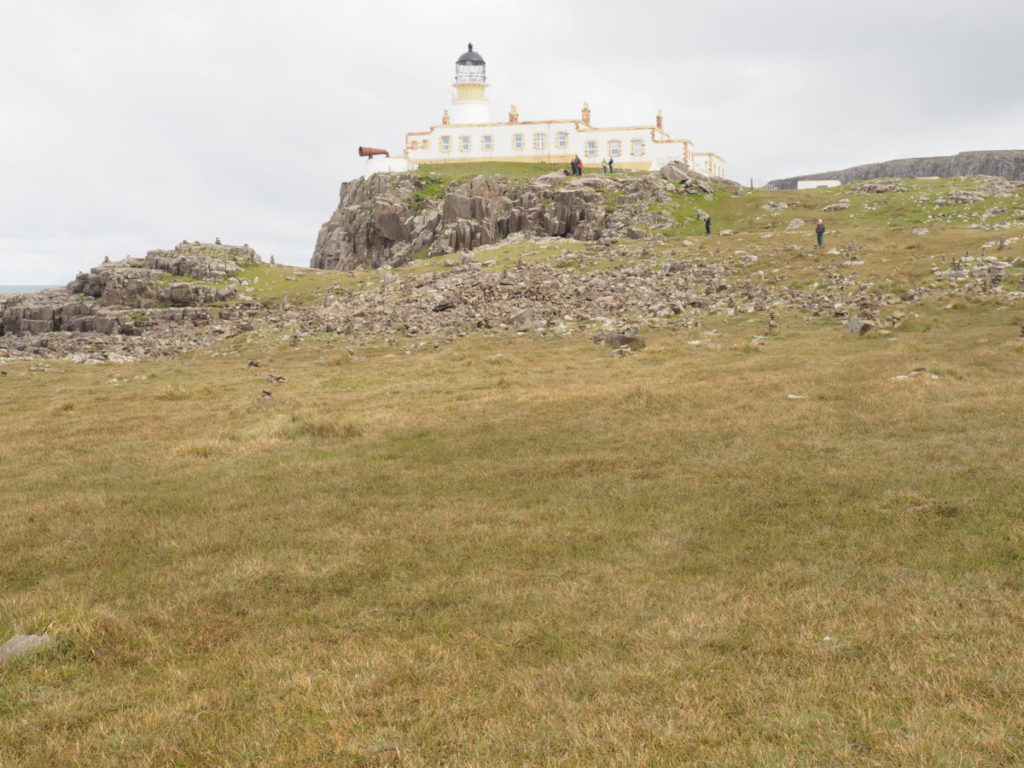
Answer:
398;42;725;176
450;43;490;124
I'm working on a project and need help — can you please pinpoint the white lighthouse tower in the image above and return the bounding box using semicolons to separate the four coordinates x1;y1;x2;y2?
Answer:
450;43;489;124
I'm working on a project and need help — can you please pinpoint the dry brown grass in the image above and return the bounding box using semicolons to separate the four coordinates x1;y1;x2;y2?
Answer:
2;305;1024;766
3;178;1024;764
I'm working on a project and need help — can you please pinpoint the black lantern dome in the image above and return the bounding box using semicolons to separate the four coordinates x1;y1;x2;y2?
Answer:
455;43;486;83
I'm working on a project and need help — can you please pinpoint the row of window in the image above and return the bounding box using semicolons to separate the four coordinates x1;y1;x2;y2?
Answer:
429;134;646;157
580;139;645;157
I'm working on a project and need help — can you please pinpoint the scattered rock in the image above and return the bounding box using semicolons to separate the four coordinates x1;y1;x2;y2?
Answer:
935;190;984;207
510;308;537;332
892;368;939;380
850;180;907;194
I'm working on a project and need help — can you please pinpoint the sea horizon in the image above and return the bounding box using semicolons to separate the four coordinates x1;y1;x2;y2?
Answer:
0;285;62;296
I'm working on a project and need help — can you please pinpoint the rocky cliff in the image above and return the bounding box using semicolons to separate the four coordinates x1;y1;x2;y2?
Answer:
770;150;1024;189
310;162;713;270
0;241;269;361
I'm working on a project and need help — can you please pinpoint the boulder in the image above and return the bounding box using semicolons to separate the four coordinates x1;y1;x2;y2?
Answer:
0;634;53;663
660;161;691;184
510;308;536;332
848;316;873;335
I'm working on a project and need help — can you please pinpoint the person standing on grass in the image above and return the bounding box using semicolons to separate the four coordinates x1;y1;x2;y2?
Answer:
608;157;614;174
601;158;608;174
816;219;826;247
574;155;583;175
705;214;712;235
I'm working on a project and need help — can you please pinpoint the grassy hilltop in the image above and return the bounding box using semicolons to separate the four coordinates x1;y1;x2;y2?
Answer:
2;166;1024;766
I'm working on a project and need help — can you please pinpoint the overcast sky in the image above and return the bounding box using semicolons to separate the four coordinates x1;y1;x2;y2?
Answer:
2;0;1022;284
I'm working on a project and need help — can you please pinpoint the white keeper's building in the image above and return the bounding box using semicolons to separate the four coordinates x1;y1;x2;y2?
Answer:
364;43;725;179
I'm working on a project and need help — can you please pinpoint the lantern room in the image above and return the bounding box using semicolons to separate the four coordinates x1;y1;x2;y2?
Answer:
451;43;490;124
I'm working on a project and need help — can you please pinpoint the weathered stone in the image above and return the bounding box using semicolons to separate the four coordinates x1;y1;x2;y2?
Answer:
848;316;873;335
0;634;53;663
603;333;645;349
510;308;536;332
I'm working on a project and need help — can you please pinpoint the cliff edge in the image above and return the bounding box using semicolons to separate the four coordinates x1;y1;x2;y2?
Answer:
310;163;714;270
770;150;1024;189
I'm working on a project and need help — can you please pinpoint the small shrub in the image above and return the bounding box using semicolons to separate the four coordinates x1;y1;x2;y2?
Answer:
173;438;230;458
623;385;654;409
155;385;190;401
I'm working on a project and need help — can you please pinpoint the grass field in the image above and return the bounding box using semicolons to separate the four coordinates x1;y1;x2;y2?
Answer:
2;174;1024;766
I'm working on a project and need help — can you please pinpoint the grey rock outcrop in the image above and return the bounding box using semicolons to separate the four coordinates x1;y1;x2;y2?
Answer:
311;170;690;271
0;634;52;663
67;241;259;307
1;241;266;360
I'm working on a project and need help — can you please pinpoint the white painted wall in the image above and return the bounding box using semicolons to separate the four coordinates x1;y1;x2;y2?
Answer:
406;120;693;171
450;99;490;125
796;179;841;189
692;153;725;178
363;156;416;178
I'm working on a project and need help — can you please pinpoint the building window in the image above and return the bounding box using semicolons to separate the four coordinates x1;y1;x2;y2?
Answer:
556;132;569;149
459;136;471;152
585;140;598;158
631;139;643;155
534;133;546;150
482;135;493;151
608;140;621;157
440;136;451;153
513;133;524;150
